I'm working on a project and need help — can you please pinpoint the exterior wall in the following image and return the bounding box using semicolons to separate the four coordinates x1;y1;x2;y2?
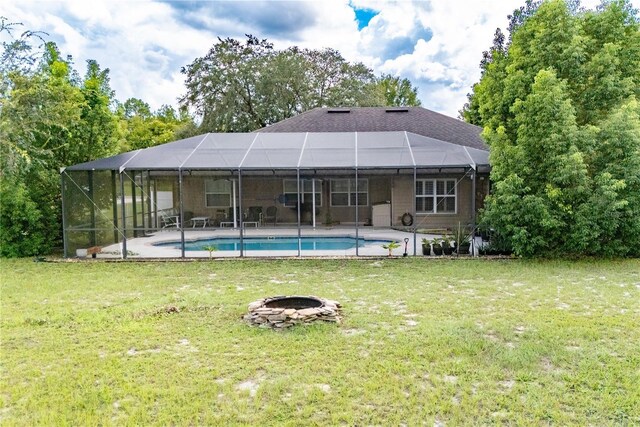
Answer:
181;175;290;223
180;176;209;218
240;176;290;221
391;176;413;226
325;175;390;225
180;174;391;226
392;173;486;231
178;172;488;229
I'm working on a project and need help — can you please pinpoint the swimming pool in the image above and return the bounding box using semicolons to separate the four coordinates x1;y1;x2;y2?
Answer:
155;236;391;251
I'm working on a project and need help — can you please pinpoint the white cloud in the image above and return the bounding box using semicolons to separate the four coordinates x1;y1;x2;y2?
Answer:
3;0;216;109
351;0;523;115
45;13;89;55
290;1;360;55
3;0;639;118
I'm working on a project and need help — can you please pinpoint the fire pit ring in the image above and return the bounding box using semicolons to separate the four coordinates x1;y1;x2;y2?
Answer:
244;295;341;329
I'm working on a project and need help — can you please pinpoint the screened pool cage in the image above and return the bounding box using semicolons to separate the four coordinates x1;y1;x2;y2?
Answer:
61;132;490;258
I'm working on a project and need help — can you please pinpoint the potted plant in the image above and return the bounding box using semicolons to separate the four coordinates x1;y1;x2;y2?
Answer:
324;211;332;227
457;237;471;255
421;238;431;256
323;211;340;227
441;235;454;255
454;223;471;255
382;241;400;257
431;237;443;256
478;242;490;256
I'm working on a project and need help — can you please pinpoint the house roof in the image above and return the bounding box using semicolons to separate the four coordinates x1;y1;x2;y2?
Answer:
64;131;489;172
258;107;488;150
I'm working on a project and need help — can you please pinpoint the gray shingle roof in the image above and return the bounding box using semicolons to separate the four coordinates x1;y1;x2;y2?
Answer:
258;107;487;150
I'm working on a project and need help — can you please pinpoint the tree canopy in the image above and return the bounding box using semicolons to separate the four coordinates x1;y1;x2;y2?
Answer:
117;99;195;151
462;0;640;257
180;35;421;133
0;19;194;257
373;74;422;107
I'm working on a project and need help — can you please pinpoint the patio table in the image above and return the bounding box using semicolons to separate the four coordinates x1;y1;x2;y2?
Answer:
190;216;210;228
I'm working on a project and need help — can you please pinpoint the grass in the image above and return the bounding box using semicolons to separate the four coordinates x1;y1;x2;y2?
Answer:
1;257;639;425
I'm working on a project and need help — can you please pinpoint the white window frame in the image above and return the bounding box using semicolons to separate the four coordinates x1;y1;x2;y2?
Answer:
330;178;369;207
416;178;457;214
282;179;322;208
204;179;232;208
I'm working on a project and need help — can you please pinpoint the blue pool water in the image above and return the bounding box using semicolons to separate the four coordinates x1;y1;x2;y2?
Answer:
155;236;391;251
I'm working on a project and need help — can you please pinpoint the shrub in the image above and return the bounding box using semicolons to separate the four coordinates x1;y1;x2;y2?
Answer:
0;178;50;257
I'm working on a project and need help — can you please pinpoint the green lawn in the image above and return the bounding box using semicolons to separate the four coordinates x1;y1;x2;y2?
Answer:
1;258;639;425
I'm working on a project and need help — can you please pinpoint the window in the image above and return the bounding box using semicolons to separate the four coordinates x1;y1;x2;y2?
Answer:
205;179;232;208
416;179;456;213
283;179;322;207
330;179;368;206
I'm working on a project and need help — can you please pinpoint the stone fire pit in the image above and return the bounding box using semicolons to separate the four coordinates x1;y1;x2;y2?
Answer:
244;295;341;329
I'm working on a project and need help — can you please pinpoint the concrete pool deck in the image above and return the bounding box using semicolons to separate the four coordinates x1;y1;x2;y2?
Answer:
96;226;479;258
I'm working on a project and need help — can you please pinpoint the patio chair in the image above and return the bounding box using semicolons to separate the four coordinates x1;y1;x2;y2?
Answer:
247;206;263;223
160;210;179;228
264;206;277;226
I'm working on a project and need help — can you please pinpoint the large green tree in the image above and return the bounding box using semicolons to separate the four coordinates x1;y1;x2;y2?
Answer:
180;35;420;133
373;74;422;107
463;0;640;257
0;40;124;256
1;44;79;256
118;98;195;151
0;23;145;256
71;60;120;164
1;18;196;257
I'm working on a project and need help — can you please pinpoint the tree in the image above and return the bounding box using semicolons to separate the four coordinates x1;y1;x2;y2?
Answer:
181;35;394;133
0;41;85;256
464;0;640;257
574;99;640;255
122;97;152;119
482;69;590;256
1;19;195;257
506;0;542;40
373;74;421;106
0;176;48;257
1;43;85;175
67;59;120;165
118;100;195;150
0;16;47;93
181;35;274;132
296;47;383;108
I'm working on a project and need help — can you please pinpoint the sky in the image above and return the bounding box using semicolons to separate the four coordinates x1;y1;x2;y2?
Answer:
2;0;633;118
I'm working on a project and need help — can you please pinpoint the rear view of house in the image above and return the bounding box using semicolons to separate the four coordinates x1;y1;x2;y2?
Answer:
61;107;489;258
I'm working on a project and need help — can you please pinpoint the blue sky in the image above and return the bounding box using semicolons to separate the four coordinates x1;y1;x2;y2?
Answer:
353;7;378;30
2;0;629;118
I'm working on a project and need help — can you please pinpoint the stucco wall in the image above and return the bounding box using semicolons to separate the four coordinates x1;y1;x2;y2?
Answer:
391;174;485;231
178;173;486;229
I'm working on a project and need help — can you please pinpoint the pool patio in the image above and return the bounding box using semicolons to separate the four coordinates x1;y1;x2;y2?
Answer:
93;226;480;258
